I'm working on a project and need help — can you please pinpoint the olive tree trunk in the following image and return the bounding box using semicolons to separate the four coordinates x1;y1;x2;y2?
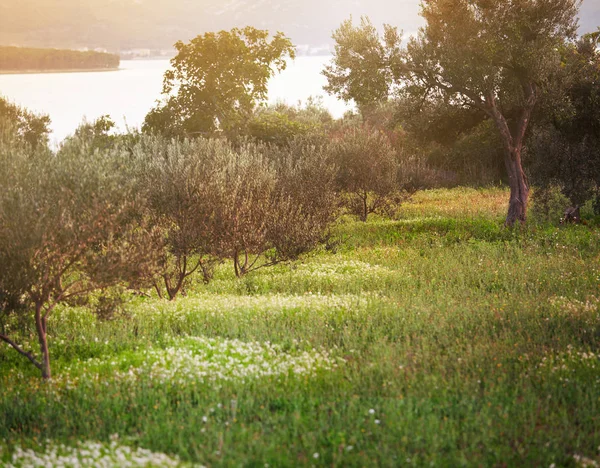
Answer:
0;300;50;379
504;146;529;226
361;191;369;222
35;301;51;379
487;86;535;227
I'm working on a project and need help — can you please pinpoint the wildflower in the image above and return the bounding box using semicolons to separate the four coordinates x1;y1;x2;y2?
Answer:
7;439;186;467
64;336;340;388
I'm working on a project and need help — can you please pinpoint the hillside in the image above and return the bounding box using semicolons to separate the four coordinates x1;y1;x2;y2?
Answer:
0;46;119;72
0;0;597;53
3;187;600;465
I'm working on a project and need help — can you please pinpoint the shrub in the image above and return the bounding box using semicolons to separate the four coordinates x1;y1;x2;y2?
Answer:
248;111;313;147
328;125;400;221
247;99;333;147
530;185;572;226
59;115;117;153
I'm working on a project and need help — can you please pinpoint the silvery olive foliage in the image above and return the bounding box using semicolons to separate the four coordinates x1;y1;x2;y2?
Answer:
264;138;338;261
132;137;224;299
133;135;338;286
327;125;402;222
0;133;162;379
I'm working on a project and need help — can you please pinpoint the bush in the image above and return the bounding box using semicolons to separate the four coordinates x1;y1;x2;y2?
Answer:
529;185;572;226
247;99;333;147
527;125;599;209
59;115;118;153
328;125;402;221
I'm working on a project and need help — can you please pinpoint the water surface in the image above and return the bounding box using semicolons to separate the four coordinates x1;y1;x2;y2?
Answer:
0;57;352;145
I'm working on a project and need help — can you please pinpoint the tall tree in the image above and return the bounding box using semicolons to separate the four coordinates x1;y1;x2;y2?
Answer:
143;27;295;138
400;0;581;225
323;17;401;115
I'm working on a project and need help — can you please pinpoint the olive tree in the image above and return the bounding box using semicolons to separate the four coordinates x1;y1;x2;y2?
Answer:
197;141;336;277
399;0;581;225
133;136;337;284
265;138;338;259
133;137;224;299
328;125;400;222
0;138;161;379
201;143;281;277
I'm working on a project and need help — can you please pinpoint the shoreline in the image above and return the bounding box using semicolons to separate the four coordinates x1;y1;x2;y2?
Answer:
0;67;120;75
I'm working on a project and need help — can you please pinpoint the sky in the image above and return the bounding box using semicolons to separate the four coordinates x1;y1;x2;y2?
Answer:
0;0;597;52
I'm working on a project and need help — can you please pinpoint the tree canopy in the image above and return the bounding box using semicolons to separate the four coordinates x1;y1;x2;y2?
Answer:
143;27;296;138
0;97;50;149
322;17;401;114
0;137;161;379
527;28;600;210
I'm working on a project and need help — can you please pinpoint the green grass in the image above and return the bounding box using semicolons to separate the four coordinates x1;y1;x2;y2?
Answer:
1;187;600;466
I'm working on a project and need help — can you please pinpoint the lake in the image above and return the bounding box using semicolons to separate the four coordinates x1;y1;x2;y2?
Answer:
0;57;353;145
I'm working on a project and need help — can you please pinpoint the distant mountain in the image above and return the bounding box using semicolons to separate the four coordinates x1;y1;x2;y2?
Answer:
0;0;597;53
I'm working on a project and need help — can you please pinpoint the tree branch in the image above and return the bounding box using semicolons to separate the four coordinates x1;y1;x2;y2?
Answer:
44;281;96;320
245;258;281;275
0;334;42;370
513;80;537;149
185;258;204;277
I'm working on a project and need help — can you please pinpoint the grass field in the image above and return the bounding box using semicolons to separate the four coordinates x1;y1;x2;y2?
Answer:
1;187;600;467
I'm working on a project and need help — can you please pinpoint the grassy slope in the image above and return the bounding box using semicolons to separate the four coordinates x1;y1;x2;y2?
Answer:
1;187;600;466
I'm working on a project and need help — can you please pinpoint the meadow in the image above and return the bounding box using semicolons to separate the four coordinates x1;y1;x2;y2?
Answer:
1;187;600;467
